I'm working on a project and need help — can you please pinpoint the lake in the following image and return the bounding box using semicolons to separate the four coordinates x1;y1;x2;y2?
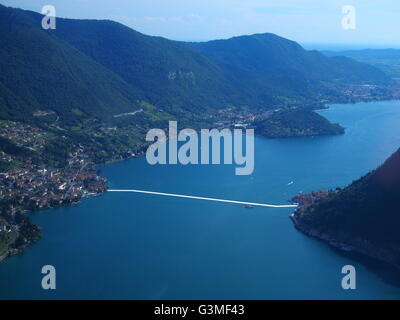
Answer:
1;100;400;299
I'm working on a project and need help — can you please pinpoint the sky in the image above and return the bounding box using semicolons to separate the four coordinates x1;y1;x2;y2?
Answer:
2;0;400;48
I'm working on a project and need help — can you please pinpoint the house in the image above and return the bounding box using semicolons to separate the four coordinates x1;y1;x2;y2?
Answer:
0;225;11;233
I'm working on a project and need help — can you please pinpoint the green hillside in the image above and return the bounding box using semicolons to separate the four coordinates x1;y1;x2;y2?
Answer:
50;18;253;114
0;5;143;123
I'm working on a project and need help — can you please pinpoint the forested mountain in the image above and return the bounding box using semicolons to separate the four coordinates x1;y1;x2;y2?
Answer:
292;148;400;268
0;4;393;126
0;4;266;123
50;18;258;114
0;5;144;123
189;33;391;85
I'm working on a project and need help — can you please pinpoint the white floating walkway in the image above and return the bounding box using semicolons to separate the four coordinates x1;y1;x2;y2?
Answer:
108;189;298;208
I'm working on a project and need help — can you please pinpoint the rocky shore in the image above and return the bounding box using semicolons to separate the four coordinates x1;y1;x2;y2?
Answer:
291;192;400;270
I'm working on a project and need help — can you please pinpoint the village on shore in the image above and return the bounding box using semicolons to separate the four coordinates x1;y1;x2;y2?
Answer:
0;120;109;259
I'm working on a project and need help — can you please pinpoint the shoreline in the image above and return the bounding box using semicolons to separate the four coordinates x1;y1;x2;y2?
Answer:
0;252;7;263
290;213;400;272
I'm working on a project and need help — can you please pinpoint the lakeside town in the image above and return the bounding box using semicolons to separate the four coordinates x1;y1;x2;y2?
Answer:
0;120;108;207
0;120;108;260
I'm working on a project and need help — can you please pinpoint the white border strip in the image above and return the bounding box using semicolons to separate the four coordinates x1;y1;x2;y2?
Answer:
108;189;298;208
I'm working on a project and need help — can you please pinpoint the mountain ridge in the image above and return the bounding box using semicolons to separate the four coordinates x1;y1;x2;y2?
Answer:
0;3;393;126
188;32;391;85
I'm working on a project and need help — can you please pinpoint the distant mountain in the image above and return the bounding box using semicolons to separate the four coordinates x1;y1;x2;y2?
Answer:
189;33;391;86
0;4;398;259
322;49;400;78
292;147;400;269
0;4;393;127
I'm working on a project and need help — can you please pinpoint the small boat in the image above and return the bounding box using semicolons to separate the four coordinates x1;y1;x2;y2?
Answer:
244;205;254;209
288;181;294;185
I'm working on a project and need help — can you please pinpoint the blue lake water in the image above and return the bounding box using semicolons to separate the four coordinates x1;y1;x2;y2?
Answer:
1;100;400;299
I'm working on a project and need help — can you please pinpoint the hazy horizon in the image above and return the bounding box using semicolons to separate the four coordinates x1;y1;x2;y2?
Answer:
2;0;400;49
